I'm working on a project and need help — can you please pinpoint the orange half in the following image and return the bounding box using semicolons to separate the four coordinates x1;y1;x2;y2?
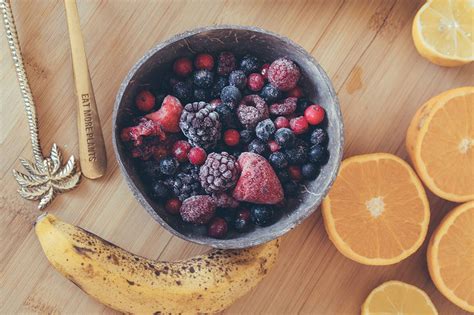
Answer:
322;153;430;265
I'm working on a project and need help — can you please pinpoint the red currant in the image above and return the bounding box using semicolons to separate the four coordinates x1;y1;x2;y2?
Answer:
173;57;193;77
135;90;155;112
165;198;182;215
207;217;228;238
172;140;191;162
224;129;240;146
288;165;302;181
268;140;280;152
287;86;303;98
274;116;290;129
247;73;265;91
289;116;309;135
304;105;325;125
194;53;214;70
188;147;207;165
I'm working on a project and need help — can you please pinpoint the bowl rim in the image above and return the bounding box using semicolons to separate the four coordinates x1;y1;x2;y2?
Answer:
112;24;344;249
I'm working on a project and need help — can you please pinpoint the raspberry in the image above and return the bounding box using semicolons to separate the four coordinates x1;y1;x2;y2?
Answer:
269;97;297;116
135;90;155;112
207;217;228;238
287;86;303;98
194;53;214;70
260;63;270;79
217;51;236;76
247;73;265;91
268;140;280;152
289;116;309;135
304;104;325;125
288;165;302;181
268;57;301;91
274;116;290;129
173;57;193;77
237;94;269;129
165;198;182;215
172;140;191;162
180;195;216;225
188;147;207;165
224;129;240;146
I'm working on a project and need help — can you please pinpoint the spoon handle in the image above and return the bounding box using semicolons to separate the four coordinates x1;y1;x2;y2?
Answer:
64;0;107;179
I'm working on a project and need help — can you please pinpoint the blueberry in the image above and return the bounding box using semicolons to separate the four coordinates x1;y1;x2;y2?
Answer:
308;144;325;164
210;76;228;99
215;104;238;129
150;180;170;200
193;69;214;88
239;54;260;74
255;119;276;141
269;152;288;169
220;85;242;106
250;205;274;226
296;98;310;113
248;139;268;156
240;129;254;145
216;208;236;224
172;81;192;103
285;145;308;165
274;128;295;148
283;181;299;197
260;83;281;103
139;160;162;182
301;163;320;180
228;70;247;90
233;208;251;232
310;128;328;145
277;169;291;183
159;157;179;175
193;88;209;101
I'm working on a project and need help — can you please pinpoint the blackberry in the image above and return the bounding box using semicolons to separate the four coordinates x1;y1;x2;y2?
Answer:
220;85;242;107
150;180;170;200
296;97;310;113
215;103;238;129
302;163;320;180
217;51;236;76
283;181;299;197
160;157;179;175
250;205;274;226
255;119;276;141
276;169;291;183
173;81;193;103
310;128;328;146
166;165;203;201
269;152;288;169
210;76;228;99
274;128;295;148
193;69;214;88
240;129;255;145
228;70;247;90
285;144;308;165
308;144;325;164
193;88;209;101
179;101;221;149
199;152;240;193
260;83;281;103
240;54;260;74
248;139;269;156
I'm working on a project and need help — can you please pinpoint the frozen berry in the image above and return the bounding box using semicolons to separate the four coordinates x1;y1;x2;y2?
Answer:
165;198;182;215
173;81;192;103
237;94;269;129
212;192;239;209
146;95;183;133
247;73;265;91
274;128;295;148
160;157;179;175
248;139;268;156
269;152;288;169
228;70;247;90
233;208;251;232
209;98;222;107
277;169;291;183
302;163;320;180
194;53;214;70
210;76;228;99
268;57;301;91
274;116;290;129
261;63;270;79
215;208;236;224
217;51;236;76
288;165;303;181
296;98;310;113
173;57;193;77
305;104;325;125
220;85;242;106
285;144;308;165
260;83;282;103
150;180;170;200
240;54;260;74
135;90;155;112
287;86;303;98
283;181;299;197
240;129;254;145
193;69;214;88
188;147;207;165
310;128;328;145
255;119;276;141
215;103;238;129
269;97;297;116
193;88;209;101
250;205;274;226
308;144;326;164
268;140;280;152
172;140;191;162
140;160;162;181
224;129;240;146
180;195;216;224
290;116;309;135
207;217;228;238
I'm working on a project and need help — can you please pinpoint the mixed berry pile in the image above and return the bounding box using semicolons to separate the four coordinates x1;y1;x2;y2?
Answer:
120;52;329;239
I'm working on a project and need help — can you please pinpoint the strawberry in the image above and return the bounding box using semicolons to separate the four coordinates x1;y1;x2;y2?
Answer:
145;95;183;133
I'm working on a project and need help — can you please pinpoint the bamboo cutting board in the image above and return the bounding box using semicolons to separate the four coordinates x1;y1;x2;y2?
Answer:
1;1;473;314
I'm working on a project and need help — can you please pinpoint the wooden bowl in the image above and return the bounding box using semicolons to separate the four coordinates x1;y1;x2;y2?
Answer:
112;25;344;249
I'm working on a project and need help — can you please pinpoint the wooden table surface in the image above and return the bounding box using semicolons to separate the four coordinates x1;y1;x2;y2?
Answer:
1;1;472;314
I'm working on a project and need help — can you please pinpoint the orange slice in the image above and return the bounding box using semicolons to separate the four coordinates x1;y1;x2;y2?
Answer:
406;87;474;202
412;0;474;67
428;201;474;312
322;153;430;265
362;280;438;315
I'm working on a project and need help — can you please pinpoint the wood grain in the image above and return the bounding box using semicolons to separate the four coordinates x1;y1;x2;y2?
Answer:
1;0;472;314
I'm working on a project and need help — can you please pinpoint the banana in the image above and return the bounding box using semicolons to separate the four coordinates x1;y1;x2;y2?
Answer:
35;213;279;314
